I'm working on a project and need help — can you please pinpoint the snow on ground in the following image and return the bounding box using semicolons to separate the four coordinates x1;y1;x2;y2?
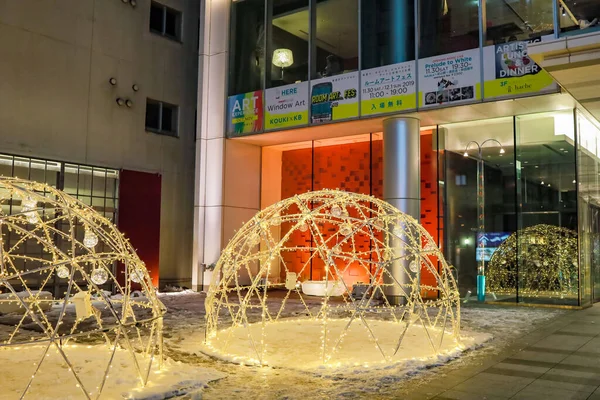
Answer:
0;290;567;399
0;343;224;400
157;291;567;399
200;319;490;371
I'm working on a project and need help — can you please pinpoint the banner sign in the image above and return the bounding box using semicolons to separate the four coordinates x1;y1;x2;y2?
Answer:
360;61;417;116
227;91;263;136
419;48;481;108
265;82;308;130
310;72;359;124
483;38;557;99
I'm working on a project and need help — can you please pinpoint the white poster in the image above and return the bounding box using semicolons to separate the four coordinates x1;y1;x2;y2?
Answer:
483;36;558;99
360;61;417;116
264;82;309;130
418;48;481;108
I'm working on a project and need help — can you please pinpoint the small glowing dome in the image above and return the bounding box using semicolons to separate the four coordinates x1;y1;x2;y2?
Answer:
0;178;165;398
487;224;578;297
204;190;460;369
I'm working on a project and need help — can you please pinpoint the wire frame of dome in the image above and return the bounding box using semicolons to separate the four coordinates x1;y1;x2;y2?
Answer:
0;177;165;399
487;224;578;297
205;189;460;367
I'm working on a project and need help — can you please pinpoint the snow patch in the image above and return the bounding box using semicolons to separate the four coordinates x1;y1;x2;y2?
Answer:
0;344;224;400
196;318;491;372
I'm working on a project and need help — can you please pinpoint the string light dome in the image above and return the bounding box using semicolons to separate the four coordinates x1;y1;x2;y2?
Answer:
204;190;461;369
487;224;578;297
0;177;165;399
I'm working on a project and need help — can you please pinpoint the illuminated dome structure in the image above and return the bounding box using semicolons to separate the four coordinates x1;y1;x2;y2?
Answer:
204;190;461;370
487;224;578;297
0;178;165;399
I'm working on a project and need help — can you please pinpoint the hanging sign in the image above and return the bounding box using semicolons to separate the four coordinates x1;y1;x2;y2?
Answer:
360;61;417;116
310;72;359;124
265;82;309;130
418;48;481;108
483;38;557;99
226;91;263;136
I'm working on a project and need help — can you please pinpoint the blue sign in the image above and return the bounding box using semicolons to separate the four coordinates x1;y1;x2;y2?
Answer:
476;232;510;262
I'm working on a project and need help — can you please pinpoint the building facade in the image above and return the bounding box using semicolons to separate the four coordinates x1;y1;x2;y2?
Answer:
0;0;199;288
194;0;600;307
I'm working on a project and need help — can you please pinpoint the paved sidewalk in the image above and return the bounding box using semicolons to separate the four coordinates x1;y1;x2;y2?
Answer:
403;304;600;400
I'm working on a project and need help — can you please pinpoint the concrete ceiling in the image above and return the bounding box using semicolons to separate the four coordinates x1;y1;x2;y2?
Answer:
528;32;600;124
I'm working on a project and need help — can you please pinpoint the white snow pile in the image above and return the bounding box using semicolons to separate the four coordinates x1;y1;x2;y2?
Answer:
195;318;491;373
0;344;224;400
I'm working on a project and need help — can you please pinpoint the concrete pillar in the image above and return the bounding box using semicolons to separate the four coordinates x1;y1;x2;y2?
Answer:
192;0;231;292
382;117;420;305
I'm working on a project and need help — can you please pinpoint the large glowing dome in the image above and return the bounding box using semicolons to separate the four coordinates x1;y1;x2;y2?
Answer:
203;190;461;370
0;178;165;399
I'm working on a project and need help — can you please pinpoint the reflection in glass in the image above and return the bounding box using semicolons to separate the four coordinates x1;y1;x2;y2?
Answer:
228;0;265;95
419;0;480;58
576;111;600;305
442;118;516;301
560;0;600;35
484;0;554;44
268;0;309;88
313;0;359;79
361;0;415;70
516;111;578;305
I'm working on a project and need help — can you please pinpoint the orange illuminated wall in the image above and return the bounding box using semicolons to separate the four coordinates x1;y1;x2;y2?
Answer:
280;132;439;289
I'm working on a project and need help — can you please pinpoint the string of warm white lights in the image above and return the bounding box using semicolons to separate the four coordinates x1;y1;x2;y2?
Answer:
0;177;165;399
487;224;578;298
204;190;460;368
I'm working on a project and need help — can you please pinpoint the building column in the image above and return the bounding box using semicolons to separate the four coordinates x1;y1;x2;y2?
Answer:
382;117;421;305
192;0;231;292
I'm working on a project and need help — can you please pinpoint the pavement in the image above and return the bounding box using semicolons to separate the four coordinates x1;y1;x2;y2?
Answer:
403;304;600;400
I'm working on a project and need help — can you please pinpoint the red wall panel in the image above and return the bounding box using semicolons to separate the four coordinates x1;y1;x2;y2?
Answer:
280;133;439;290
118;170;161;288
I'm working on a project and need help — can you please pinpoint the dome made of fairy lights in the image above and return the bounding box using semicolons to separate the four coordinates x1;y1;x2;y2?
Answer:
0;177;165;399
203;190;461;369
487;224;578;296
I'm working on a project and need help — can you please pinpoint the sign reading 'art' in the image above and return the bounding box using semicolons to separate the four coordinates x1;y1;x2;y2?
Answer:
227;91;263;136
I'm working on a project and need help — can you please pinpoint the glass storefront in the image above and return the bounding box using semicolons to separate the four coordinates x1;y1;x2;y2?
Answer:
261;109;600;307
485;0;554;44
226;0;568;137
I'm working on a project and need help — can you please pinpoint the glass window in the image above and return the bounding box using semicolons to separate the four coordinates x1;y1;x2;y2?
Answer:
149;2;182;41
268;0;309;88
560;1;600;35
516;110;578;306
312;0;359;79
361;0;415;70
228;0;265;95
484;0;554;44
145;99;179;137
441;118;516;302
419;0;480;58
576;111;600;305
